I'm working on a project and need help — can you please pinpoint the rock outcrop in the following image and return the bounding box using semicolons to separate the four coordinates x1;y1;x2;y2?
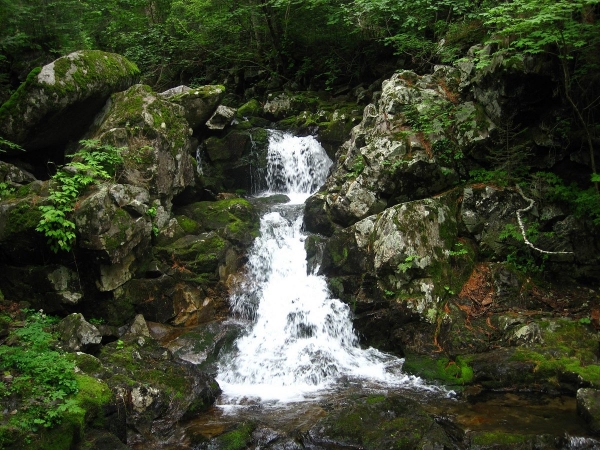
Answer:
304;66;495;234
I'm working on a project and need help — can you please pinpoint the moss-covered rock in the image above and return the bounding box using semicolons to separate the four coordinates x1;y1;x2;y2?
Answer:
306;394;455;449
175;198;259;246
159;84;225;129
0;50;139;152
95;335;221;445
89;84;195;207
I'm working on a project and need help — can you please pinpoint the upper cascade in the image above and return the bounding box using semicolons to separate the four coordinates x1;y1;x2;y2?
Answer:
265;130;332;203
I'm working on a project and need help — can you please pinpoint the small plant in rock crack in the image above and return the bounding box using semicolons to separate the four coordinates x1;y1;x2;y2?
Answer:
36;140;124;252
398;255;418;273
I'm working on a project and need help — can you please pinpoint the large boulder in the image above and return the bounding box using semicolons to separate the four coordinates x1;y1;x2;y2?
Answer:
73;184;152;267
89;84;195;208
158;84;225;129
0;50;140;152
319;191;472;354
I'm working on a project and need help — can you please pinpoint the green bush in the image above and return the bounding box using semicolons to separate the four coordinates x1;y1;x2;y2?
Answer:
0;311;82;445
36;140;124;252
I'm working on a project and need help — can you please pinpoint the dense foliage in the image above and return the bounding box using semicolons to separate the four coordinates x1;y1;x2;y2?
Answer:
0;310;81;445
0;1;596;93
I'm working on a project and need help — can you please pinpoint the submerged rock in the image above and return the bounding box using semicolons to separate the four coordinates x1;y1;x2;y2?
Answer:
306;394;456;449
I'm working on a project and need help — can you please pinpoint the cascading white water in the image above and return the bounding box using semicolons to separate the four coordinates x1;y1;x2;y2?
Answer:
216;131;423;403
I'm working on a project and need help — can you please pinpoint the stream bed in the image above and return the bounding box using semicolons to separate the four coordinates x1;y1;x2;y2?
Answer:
158;132;598;449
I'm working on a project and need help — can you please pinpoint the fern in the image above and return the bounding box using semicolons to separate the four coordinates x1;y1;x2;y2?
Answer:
36;140;124;252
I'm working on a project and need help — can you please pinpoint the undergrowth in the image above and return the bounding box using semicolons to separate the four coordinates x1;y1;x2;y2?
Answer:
0;310;82;445
36;139;124;252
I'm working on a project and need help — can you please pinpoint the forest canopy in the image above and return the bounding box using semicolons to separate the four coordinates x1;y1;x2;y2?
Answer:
0;0;597;98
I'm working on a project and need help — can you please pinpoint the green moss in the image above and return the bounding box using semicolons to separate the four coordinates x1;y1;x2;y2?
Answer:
178;198;258;244
508;319;600;386
214;422;255;450
103;208;132;252
403;355;473;386
366;395;386;404
471;432;528;446
176;215;199;234
0;67;41;120
5;200;42;235
17;374;113;450
237;99;262;118
316;396;433;449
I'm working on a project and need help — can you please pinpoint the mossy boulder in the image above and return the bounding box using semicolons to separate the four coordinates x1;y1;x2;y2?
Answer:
95;334;221;445
89;83;195;208
175;198;259;246
0;50;140;152
306;394;455;449
159;84;225;129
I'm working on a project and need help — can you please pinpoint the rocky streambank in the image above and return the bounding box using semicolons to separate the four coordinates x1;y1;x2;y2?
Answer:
1;46;600;449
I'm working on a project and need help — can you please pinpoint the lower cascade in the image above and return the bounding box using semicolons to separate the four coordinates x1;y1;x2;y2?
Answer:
216;131;426;403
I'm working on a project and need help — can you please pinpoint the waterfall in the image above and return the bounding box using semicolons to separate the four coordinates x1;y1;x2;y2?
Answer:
216;131;422;403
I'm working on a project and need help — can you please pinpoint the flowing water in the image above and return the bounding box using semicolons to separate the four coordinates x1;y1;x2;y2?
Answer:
175;131;596;448
216;131;429;403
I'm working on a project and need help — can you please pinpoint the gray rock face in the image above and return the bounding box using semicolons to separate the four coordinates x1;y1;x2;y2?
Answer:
206;105;237;130
57;313;102;351
159;84;225;128
304;66;495;232
321;193;462;322
578;388;600;435
0;50;140;152
73;184;152;266
0;161;36;187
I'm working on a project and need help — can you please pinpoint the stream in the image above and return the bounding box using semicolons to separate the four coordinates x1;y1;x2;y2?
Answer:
173;132;597;449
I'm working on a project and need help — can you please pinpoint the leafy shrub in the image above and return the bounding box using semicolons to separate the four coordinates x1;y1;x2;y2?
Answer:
0;311;82;444
36;140;124;252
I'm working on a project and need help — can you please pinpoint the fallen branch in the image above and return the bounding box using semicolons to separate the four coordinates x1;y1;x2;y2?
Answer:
515;185;573;255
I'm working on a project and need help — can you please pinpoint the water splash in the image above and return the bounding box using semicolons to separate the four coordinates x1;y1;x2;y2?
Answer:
264;130;332;204
217;132;427;403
